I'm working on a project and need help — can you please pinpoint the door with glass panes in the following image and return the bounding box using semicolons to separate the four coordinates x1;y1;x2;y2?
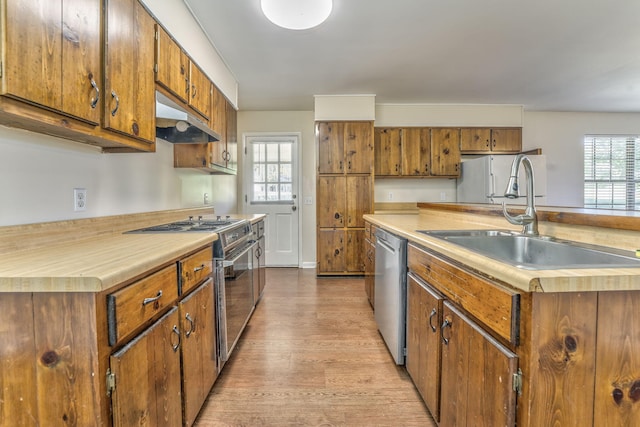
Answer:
244;134;299;266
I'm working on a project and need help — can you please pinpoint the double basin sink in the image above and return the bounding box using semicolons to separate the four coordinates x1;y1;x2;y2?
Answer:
418;229;640;270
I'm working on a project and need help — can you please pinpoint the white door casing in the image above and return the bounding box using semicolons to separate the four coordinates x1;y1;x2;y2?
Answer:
243;133;300;267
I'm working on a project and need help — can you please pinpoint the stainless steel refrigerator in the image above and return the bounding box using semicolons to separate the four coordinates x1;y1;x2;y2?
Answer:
456;154;547;205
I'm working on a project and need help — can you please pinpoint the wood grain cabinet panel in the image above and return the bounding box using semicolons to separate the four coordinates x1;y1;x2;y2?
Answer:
188;62;211;121
430;128;461;177
460;127;522;153
155;24;188;103
344;121;374;174
440;301;518;427
109;307;182;427
318;121;346;174
179;246;213;295
317;176;347;228
2;0;102;125
402;127;431;176
179;279;217;427
317;229;345;273
104;0;155;142
374;127;402;176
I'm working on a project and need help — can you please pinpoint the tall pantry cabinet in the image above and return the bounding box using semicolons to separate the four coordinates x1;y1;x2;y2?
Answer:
316;121;374;275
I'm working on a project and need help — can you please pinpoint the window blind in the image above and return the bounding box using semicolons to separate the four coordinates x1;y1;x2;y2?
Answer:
584;135;640;210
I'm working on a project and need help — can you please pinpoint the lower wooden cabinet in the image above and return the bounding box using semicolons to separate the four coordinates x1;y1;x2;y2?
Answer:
317;229;365;274
179;279;217;426
405;273;443;422
364;234;375;307
109;307;183;427
439;301;518;427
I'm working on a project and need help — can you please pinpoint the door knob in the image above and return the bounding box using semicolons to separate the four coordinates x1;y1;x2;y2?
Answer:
292;206;297;211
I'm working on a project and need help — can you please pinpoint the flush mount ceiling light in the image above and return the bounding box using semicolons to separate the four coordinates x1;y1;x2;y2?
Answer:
261;0;333;30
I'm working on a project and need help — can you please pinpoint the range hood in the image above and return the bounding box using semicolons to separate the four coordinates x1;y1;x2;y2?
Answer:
155;92;220;143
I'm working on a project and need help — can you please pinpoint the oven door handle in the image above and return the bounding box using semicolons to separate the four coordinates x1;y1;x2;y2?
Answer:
221;241;257;267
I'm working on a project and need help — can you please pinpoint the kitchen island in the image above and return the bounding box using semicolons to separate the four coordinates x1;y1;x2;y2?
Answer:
365;203;640;427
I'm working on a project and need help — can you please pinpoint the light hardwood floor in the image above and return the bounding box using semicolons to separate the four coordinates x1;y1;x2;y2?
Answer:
195;268;436;427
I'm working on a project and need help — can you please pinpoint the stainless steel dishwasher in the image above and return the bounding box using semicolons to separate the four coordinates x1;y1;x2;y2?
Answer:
374;228;408;365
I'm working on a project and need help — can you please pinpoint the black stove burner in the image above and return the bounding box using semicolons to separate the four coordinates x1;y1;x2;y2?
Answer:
126;217;245;234
140;224;187;232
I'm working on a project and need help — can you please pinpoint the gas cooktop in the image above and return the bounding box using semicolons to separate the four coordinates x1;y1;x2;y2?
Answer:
126;216;246;233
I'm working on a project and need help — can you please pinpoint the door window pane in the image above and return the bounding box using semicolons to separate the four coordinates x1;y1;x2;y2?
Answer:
250;140;295;203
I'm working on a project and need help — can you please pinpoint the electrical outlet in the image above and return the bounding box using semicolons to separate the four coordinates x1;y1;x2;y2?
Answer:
74;188;87;211
303;196;313;205
204;192;210;205
388;192;393;201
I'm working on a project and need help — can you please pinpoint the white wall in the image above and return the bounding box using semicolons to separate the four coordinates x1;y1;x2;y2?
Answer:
237;111;316;267
0;126;237;225
523;111;640;207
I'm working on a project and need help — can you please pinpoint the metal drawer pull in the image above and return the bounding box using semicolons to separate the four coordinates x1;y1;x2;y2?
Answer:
429;308;437;332
89;77;100;109
110;90;119;116
142;290;163;306
185;313;195;337
194;264;205;272
171;325;181;352
441;318;452;345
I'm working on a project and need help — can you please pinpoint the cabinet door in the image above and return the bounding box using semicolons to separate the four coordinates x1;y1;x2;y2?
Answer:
440;301;518;427
3;0;101;124
225;102;238;171
188;62;211;121
180;279;217;427
430;128;461;177
374;128;402;176
460;128;491;152
491;128;522;152
155;25;188;103
346;175;372;227
210;84;227;140
104;0;155;142
364;238;375;307
317;122;345;174
110;307;182;427
402;127;431;176
345;229;364;273
406;274;444;421
317;176;346;228
344;121;373;174
317;229;345;273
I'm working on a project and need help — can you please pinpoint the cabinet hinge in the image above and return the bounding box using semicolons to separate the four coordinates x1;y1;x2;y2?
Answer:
154;63;158;74
154;29;158;41
512;368;523;396
245;194;248;203
106;369;116;396
402;347;407;357
0;61;3;78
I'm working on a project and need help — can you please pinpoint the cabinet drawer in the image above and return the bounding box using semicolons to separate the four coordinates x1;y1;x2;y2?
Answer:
408;243;520;345
107;264;178;346
179;246;213;295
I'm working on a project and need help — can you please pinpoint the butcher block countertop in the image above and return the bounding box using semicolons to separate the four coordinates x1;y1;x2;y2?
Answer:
0;208;265;293
365;203;640;293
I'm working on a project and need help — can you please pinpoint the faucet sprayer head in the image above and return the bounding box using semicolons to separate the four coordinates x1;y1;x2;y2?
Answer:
505;176;519;199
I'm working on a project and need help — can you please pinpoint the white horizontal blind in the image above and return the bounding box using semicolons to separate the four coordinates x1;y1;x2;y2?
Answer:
584;135;640;210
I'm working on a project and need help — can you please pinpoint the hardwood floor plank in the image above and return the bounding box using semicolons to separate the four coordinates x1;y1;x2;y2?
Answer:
195;268;435;427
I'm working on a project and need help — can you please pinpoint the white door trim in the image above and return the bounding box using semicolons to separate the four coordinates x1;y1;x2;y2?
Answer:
242;132;303;268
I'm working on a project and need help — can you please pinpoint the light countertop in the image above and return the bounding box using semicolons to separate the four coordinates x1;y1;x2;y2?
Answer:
365;209;640;293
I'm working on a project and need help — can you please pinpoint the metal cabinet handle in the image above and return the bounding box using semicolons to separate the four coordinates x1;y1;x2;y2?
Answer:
171;325;181;352
429;308;437;332
142;290;163;306
222;149;227;160
191;84;197;98
194;264;205;273
441;318;452;345
110;90;119;116
185;313;195;337
89;76;100;109
225;151;231;161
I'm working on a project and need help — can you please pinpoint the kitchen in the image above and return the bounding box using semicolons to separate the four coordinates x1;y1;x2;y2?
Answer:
2;0;640;426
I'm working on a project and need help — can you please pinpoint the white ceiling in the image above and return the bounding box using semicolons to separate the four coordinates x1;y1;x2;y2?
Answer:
184;0;640;112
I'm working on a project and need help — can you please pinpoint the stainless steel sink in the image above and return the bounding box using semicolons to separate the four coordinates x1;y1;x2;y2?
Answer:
418;230;640;270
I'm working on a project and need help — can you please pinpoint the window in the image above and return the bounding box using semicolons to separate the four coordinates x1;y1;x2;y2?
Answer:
250;139;293;203
584;135;640;210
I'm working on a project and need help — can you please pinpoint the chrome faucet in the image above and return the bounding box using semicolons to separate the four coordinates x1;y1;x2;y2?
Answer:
502;154;539;235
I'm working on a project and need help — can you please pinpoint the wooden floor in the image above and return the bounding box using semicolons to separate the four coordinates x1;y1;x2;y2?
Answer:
195;268;436;427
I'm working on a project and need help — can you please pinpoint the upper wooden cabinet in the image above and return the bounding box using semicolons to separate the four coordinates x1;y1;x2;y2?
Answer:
155;24;211;122
103;0;155;142
1;0;102;125
155;25;188;103
460;127;522;153
374;127;458;178
318;121;373;175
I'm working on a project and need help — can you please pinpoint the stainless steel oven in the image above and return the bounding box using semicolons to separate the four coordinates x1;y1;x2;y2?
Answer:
214;221;257;364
